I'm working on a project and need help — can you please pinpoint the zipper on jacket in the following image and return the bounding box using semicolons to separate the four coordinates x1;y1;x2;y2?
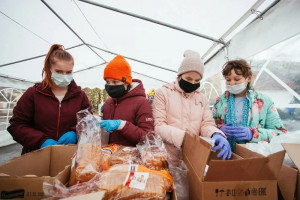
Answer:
110;102;117;119
37;89;68;140
37;90;61;139
56;102;61;140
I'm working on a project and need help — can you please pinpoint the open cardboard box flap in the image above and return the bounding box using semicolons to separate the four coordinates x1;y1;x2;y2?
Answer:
183;133;211;180
282;143;300;170
205;150;285;181
0;145;76;177
183;133;285;182
281;143;300;200
205;157;268;181
0;146;51;177
0;145;76;200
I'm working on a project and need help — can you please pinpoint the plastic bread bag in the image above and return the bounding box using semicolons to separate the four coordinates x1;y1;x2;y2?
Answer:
76;109;101;145
96;164;174;200
43;172;102;199
109;146;142;166
246;131;300;168
101;127;110;146
137;132;169;171
169;159;189;200
101;144;120;171
43;164;173;200
69;109;102;186
94;115;110;146
270;131;300;168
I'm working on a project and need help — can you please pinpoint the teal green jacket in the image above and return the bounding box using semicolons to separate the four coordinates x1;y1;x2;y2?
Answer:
212;88;287;142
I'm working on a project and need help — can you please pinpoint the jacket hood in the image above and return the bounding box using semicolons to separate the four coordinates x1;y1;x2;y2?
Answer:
35;80;82;100
112;79;146;103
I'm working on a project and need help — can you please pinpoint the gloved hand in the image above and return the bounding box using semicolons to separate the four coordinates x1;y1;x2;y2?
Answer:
58;131;77;144
41;139;58;148
220;122;233;137
100;120;121;133
224;126;253;142
211;133;232;160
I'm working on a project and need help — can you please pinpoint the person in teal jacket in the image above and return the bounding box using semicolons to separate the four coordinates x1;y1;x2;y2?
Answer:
212;59;287;143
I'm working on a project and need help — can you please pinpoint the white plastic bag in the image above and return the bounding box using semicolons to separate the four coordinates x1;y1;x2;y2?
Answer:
169;160;189;200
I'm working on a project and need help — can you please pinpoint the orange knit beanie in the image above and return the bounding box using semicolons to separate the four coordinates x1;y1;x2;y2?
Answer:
103;55;132;84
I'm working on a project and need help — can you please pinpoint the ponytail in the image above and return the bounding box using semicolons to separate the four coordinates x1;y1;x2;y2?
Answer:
42;44;74;89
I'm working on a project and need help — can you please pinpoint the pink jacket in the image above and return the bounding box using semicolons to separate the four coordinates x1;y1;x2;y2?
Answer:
152;80;223;163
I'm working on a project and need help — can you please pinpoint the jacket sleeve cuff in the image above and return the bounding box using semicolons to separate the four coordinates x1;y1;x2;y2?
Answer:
117;120;126;130
211;131;226;138
173;130;186;149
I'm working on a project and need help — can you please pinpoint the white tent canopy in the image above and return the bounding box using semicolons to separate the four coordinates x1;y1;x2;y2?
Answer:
1;0;300;147
1;0;290;90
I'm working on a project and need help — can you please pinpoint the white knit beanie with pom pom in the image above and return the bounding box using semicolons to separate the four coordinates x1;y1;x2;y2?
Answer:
177;50;204;77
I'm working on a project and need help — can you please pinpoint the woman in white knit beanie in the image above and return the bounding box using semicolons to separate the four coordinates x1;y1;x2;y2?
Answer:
152;50;231;165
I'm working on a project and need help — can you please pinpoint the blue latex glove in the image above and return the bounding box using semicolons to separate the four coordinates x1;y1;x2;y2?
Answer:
41;139;58;148
100;120;121;133
211;133;232;160
58;131;77;145
220;122;233;137
224;126;253;142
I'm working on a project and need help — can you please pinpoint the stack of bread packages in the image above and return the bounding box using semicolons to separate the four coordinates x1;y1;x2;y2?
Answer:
95;132;173;200
43;110;174;200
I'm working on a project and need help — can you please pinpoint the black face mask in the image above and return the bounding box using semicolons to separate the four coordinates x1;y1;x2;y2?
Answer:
105;84;128;98
179;78;200;93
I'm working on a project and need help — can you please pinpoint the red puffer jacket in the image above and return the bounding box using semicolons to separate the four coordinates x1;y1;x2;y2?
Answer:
103;79;154;146
7;80;91;154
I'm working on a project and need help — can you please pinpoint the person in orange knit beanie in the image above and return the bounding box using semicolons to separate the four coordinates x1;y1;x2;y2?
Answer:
100;55;154;146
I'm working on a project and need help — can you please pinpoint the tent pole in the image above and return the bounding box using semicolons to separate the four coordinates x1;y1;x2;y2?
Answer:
73;62;168;83
132;71;168;83
88;44;177;73
202;0;267;60
78;0;225;45
73;63;106;73
0;44;84;68
0;74;35;84
41;0;106;62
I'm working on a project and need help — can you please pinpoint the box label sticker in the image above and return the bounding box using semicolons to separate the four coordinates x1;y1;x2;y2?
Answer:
1;189;24;199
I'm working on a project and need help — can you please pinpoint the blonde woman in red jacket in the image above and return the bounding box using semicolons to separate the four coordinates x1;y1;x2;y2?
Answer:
8;44;91;154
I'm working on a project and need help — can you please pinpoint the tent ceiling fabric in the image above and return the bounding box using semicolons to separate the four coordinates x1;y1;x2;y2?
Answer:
204;0;300;80
0;0;281;89
228;0;300;60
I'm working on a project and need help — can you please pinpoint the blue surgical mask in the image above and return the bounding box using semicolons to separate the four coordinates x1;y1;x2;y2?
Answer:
226;82;247;94
51;73;73;87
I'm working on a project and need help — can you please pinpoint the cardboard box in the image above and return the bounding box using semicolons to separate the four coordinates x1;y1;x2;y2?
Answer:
62;191;106;200
279;143;300;200
61;190;177;200
277;164;298;200
182;133;285;200
0;144;176;200
0;145;76;200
